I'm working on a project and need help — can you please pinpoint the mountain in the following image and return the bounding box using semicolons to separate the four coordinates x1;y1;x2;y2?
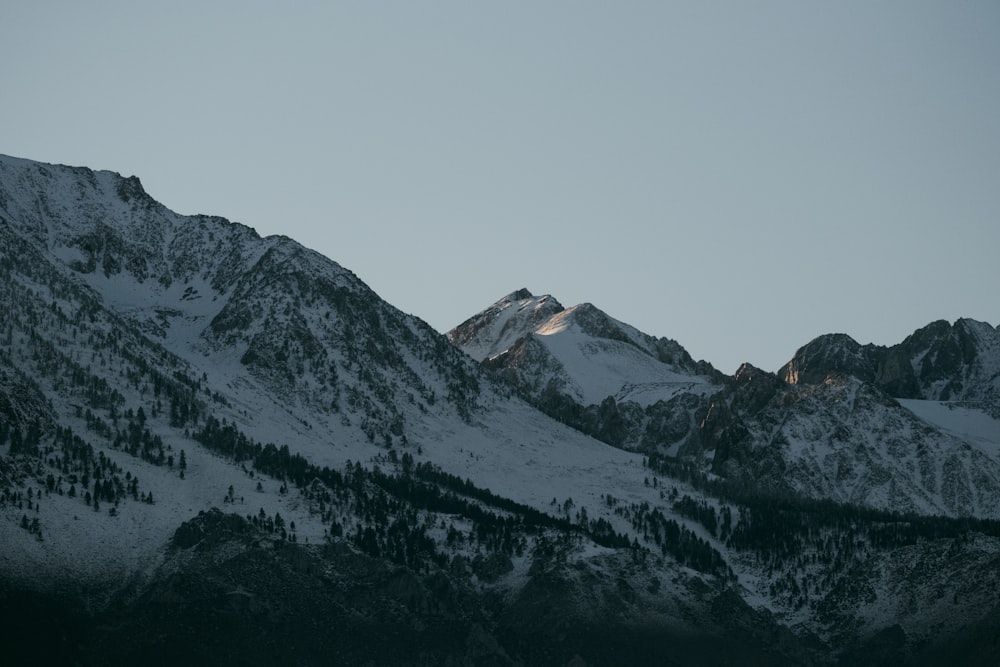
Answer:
754;323;1000;513
779;319;1000;403
2;154;1000;665
0;155;781;663
451;291;1000;519
449;289;723;453
703;366;1000;517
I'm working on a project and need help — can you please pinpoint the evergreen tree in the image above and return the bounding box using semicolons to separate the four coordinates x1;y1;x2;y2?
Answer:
8;427;23;454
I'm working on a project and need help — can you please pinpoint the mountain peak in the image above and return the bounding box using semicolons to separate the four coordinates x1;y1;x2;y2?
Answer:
447;289;564;361
895;317;1000;400
778;332;878;385
734;362;770;383
451;290;721;426
777;318;1000;401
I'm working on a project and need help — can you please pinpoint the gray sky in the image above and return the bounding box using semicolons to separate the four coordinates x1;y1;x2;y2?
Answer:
3;1;998;373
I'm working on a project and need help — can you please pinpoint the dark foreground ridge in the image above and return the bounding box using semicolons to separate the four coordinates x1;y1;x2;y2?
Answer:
2;509;822;667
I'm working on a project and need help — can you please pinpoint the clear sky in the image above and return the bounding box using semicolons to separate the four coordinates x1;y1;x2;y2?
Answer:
3;1;998;373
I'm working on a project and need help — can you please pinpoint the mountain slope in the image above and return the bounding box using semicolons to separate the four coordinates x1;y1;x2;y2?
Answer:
0;153;727;607
701;369;1000;517
451;291;1000;519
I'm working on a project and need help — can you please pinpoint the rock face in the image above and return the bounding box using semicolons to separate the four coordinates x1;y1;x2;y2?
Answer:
779;319;1000;401
704;373;1000;517
779;334;881;386
453;289;1000;519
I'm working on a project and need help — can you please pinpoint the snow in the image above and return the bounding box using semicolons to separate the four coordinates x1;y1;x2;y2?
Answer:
899;399;1000;463
5;154;1000;655
412;400;646;518
534;324;716;406
0;388;341;595
736;378;1000;518
454;291;562;362
0;158;705;592
454;296;719;408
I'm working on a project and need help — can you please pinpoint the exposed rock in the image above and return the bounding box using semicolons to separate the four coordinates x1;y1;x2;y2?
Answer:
779;319;1000;402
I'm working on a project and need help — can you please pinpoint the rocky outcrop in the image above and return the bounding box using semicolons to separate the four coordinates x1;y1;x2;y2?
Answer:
779;319;1000;401
779;334;880;386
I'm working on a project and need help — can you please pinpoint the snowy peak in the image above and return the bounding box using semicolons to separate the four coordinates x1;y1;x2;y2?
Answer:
0;154;487;449
449;290;723;453
447;288;564;362
536;302;639;346
0;154;169;256
0;153;272;299
452;289;714;370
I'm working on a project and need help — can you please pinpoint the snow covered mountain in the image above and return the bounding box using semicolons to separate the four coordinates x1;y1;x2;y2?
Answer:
451;291;1000;519
0;155;765;663
703;366;1000;517
740;323;1000;514
2;155;999;665
449;289;723;452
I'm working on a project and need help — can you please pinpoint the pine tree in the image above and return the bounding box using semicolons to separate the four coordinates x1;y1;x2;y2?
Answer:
8;427;23;454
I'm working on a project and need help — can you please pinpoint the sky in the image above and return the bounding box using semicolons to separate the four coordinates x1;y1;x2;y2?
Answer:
2;1;998;373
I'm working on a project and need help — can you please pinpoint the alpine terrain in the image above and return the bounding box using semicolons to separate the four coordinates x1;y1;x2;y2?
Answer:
1;154;999;665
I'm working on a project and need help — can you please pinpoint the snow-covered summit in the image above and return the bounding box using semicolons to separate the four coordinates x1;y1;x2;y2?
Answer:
448;288;564;362
0;153;173;256
450;289;721;410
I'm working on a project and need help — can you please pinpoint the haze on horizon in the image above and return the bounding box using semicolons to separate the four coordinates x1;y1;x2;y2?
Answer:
2;1;998;373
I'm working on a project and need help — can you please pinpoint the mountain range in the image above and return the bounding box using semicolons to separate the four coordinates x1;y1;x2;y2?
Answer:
450;289;1000;518
1;154;999;665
